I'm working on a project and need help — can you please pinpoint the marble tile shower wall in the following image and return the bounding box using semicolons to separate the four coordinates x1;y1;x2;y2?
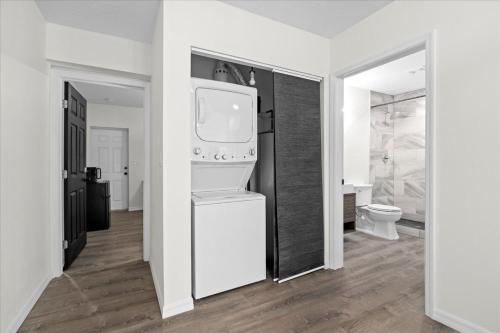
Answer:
370;90;426;222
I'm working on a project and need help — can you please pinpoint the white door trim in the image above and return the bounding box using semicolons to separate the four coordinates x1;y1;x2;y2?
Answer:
89;126;130;210
49;64;151;277
329;32;436;318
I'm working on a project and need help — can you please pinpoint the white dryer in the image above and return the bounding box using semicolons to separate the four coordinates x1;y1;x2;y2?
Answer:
191;78;266;299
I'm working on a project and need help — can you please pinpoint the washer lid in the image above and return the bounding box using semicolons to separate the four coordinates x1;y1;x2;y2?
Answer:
367;204;401;213
192;190;265;205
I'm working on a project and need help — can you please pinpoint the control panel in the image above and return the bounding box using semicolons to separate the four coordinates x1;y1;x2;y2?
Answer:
192;145;257;162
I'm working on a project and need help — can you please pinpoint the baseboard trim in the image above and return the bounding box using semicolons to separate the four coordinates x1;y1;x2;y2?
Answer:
149;261;164;309
128;207;143;212
6;274;52;333
147;262;194;319
433;308;495;333
161;298;194;319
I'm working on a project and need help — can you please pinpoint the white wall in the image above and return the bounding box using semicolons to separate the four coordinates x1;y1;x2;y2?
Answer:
331;1;500;332
149;0;166;316
46;22;151;76
86;103;144;210
0;1;51;332
161;0;330;317
343;85;370;185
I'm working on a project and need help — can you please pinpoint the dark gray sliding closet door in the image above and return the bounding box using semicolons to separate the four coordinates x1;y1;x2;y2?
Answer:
273;73;324;280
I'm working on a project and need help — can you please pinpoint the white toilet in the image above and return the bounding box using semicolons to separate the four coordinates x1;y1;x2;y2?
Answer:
355;185;402;240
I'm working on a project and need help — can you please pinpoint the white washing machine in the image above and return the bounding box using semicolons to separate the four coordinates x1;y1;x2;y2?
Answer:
191;78;266;299
192;191;265;299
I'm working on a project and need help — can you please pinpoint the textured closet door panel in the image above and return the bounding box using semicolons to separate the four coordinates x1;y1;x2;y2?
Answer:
274;73;324;280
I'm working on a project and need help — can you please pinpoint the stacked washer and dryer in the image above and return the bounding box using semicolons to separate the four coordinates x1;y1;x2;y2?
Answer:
190;78;266;299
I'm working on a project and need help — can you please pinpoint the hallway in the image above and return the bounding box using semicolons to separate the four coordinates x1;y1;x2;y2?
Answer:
20;212;453;332
19;211;157;332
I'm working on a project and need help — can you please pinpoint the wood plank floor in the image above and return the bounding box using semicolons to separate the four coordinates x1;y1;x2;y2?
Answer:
20;212;455;332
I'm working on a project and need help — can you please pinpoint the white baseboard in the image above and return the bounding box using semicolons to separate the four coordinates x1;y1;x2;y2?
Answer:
433;308;495;333
161;298;194;319
147;262;194;319
149;261;164;308
128;206;143;212
6;275;52;333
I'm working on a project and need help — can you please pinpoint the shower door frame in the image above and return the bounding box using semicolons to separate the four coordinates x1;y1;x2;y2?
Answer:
329;32;436;318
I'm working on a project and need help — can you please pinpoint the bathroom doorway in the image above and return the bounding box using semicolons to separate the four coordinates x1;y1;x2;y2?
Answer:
330;34;435;316
343;50;426;239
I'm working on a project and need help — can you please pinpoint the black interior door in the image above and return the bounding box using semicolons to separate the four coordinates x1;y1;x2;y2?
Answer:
273;73;324;280
64;82;87;269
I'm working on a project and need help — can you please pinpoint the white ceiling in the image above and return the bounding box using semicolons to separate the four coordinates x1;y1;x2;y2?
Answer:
36;0;160;43
222;0;392;38
71;81;144;108
345;50;426;95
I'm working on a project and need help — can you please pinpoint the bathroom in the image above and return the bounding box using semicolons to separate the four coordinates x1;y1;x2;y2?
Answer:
343;50;426;240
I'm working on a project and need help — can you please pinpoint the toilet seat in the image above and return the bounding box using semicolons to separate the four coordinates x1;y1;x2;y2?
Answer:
367;204;401;213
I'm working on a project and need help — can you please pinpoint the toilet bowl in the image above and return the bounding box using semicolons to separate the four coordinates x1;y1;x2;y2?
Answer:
353;184;402;240
357;204;402;240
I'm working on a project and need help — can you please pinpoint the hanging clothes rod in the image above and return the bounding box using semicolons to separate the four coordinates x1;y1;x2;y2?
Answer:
371;94;426;108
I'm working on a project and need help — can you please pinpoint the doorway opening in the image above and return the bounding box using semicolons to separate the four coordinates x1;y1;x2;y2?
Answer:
330;35;435;316
63;80;145;269
49;66;151;275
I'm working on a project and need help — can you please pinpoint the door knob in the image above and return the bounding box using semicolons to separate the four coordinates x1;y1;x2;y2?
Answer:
124;166;128;170
124;172;128;175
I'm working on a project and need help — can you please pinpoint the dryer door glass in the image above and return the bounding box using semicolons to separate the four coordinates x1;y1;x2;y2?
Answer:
195;88;253;143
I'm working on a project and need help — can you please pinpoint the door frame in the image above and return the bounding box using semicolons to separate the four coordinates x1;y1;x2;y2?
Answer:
329;32;436;317
89;126;130;210
49;64;151;276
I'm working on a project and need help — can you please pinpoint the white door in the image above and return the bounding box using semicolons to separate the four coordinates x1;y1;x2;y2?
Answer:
89;128;129;210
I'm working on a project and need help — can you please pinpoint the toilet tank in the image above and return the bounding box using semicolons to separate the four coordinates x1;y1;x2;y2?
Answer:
354;184;373;206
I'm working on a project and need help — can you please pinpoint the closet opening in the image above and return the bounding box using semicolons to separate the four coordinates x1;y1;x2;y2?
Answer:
190;52;324;297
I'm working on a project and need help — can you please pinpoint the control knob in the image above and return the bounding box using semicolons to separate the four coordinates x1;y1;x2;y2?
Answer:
222;154;228;160
249;148;256;156
214;154;221;160
193;147;201;155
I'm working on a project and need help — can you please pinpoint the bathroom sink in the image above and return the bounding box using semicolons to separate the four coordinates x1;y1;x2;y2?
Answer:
343;183;355;194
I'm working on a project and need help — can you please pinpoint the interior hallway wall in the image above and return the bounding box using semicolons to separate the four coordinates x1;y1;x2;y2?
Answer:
162;0;330;318
86;103;145;211
149;0;166;315
331;1;500;331
0;1;50;332
46;22;152;77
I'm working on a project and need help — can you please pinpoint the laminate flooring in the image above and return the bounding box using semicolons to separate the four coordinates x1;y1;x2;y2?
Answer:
20;211;454;332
